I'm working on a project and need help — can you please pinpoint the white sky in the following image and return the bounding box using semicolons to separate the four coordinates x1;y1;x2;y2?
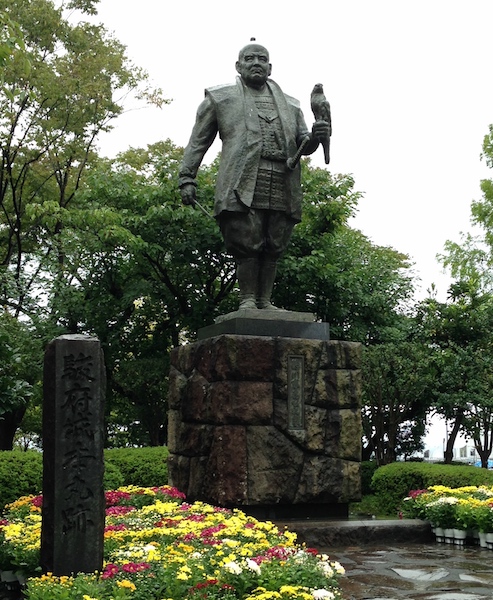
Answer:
90;0;493;303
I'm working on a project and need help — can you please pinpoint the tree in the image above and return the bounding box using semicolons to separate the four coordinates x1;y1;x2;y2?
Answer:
32;141;234;445
0;0;164;449
431;123;493;466
361;341;432;464
0;313;43;450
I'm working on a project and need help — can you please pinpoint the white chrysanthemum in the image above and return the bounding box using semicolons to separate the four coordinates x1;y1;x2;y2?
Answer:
319;562;334;577
312;589;335;599
246;558;261;574
331;561;345;575
223;561;243;575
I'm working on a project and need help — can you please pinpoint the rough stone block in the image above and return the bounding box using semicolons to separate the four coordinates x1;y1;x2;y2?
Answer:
168;453;190;494
203;426;248;505
167;365;187;409
209;381;273;423
246;426;304;504
326;409;362;461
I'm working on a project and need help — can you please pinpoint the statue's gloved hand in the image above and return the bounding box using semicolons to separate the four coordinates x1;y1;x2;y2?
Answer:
180;183;197;206
311;120;331;141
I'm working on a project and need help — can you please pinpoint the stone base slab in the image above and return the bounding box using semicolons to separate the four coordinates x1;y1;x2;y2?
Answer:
199;310;329;341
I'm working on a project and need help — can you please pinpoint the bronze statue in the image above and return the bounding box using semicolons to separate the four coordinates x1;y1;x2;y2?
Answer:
179;42;330;310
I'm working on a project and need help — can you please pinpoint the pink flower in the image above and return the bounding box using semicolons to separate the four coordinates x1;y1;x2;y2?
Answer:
31;495;43;508
200;524;227;538
106;505;135;516
101;564;120;579
122;562;151;573
104;524;127;532
105;491;132;507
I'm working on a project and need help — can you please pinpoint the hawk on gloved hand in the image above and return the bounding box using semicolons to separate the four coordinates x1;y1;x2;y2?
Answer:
310;83;332;164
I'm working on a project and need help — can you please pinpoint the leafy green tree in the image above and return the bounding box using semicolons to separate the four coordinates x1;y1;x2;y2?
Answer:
431;124;493;466
0;314;43;450
0;0;164;449
41;141;236;445
361;341;433;464
418;280;493;466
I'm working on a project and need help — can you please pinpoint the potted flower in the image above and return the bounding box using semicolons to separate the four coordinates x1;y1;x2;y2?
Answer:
476;503;493;532
401;489;429;520
424;497;458;543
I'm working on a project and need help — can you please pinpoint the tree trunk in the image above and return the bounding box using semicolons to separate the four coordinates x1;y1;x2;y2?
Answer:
443;413;463;463
0;407;26;450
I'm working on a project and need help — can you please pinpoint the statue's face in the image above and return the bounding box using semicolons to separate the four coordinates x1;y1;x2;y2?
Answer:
236;44;272;89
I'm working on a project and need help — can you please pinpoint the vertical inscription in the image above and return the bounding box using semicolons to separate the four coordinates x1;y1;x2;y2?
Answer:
288;355;305;430
60;352;97;535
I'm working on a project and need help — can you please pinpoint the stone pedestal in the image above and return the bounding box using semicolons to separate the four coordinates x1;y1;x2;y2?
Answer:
168;317;361;519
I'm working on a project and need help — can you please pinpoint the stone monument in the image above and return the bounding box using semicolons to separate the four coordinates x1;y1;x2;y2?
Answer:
169;41;361;518
41;335;105;575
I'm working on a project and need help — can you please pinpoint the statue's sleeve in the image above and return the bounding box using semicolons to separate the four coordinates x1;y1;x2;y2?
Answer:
179;94;218;187
295;107;311;146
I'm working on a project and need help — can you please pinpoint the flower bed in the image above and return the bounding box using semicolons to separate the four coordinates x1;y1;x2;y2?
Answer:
0;485;345;599
401;484;493;546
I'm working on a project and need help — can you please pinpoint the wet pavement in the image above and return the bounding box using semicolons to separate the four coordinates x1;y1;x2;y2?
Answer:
277;519;493;600
329;543;493;600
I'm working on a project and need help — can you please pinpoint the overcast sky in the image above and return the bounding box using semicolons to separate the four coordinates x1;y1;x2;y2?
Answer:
89;0;493;304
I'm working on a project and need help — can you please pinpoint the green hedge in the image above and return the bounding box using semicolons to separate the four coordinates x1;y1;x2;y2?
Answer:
371;462;493;515
0;446;169;511
0;451;43;508
104;446;169;487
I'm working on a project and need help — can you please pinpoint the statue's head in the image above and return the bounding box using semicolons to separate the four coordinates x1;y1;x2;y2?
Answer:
236;42;272;89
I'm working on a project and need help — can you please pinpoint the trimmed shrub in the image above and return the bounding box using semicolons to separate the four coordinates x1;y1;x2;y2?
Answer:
0;451;42;508
0;449;151;510
104;446;169;487
371;462;493;515
103;461;125;490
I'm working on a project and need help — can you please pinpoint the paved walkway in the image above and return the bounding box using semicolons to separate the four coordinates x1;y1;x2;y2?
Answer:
329;542;493;600
275;519;493;600
327;543;493;600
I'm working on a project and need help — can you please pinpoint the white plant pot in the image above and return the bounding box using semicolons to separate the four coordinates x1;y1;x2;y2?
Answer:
485;532;493;550
434;526;445;543
453;528;467;546
444;527;455;543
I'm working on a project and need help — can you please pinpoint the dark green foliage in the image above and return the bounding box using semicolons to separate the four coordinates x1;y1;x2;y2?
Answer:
361;461;378;495
0;451;42;508
103;461;125;490
371;462;493;515
361;342;433;464
104;446;169;487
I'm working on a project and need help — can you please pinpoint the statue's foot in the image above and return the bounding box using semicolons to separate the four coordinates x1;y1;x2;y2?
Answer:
257;300;285;311
239;297;258;310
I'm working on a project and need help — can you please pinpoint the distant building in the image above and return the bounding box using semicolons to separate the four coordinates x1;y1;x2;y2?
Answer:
422;442;479;464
